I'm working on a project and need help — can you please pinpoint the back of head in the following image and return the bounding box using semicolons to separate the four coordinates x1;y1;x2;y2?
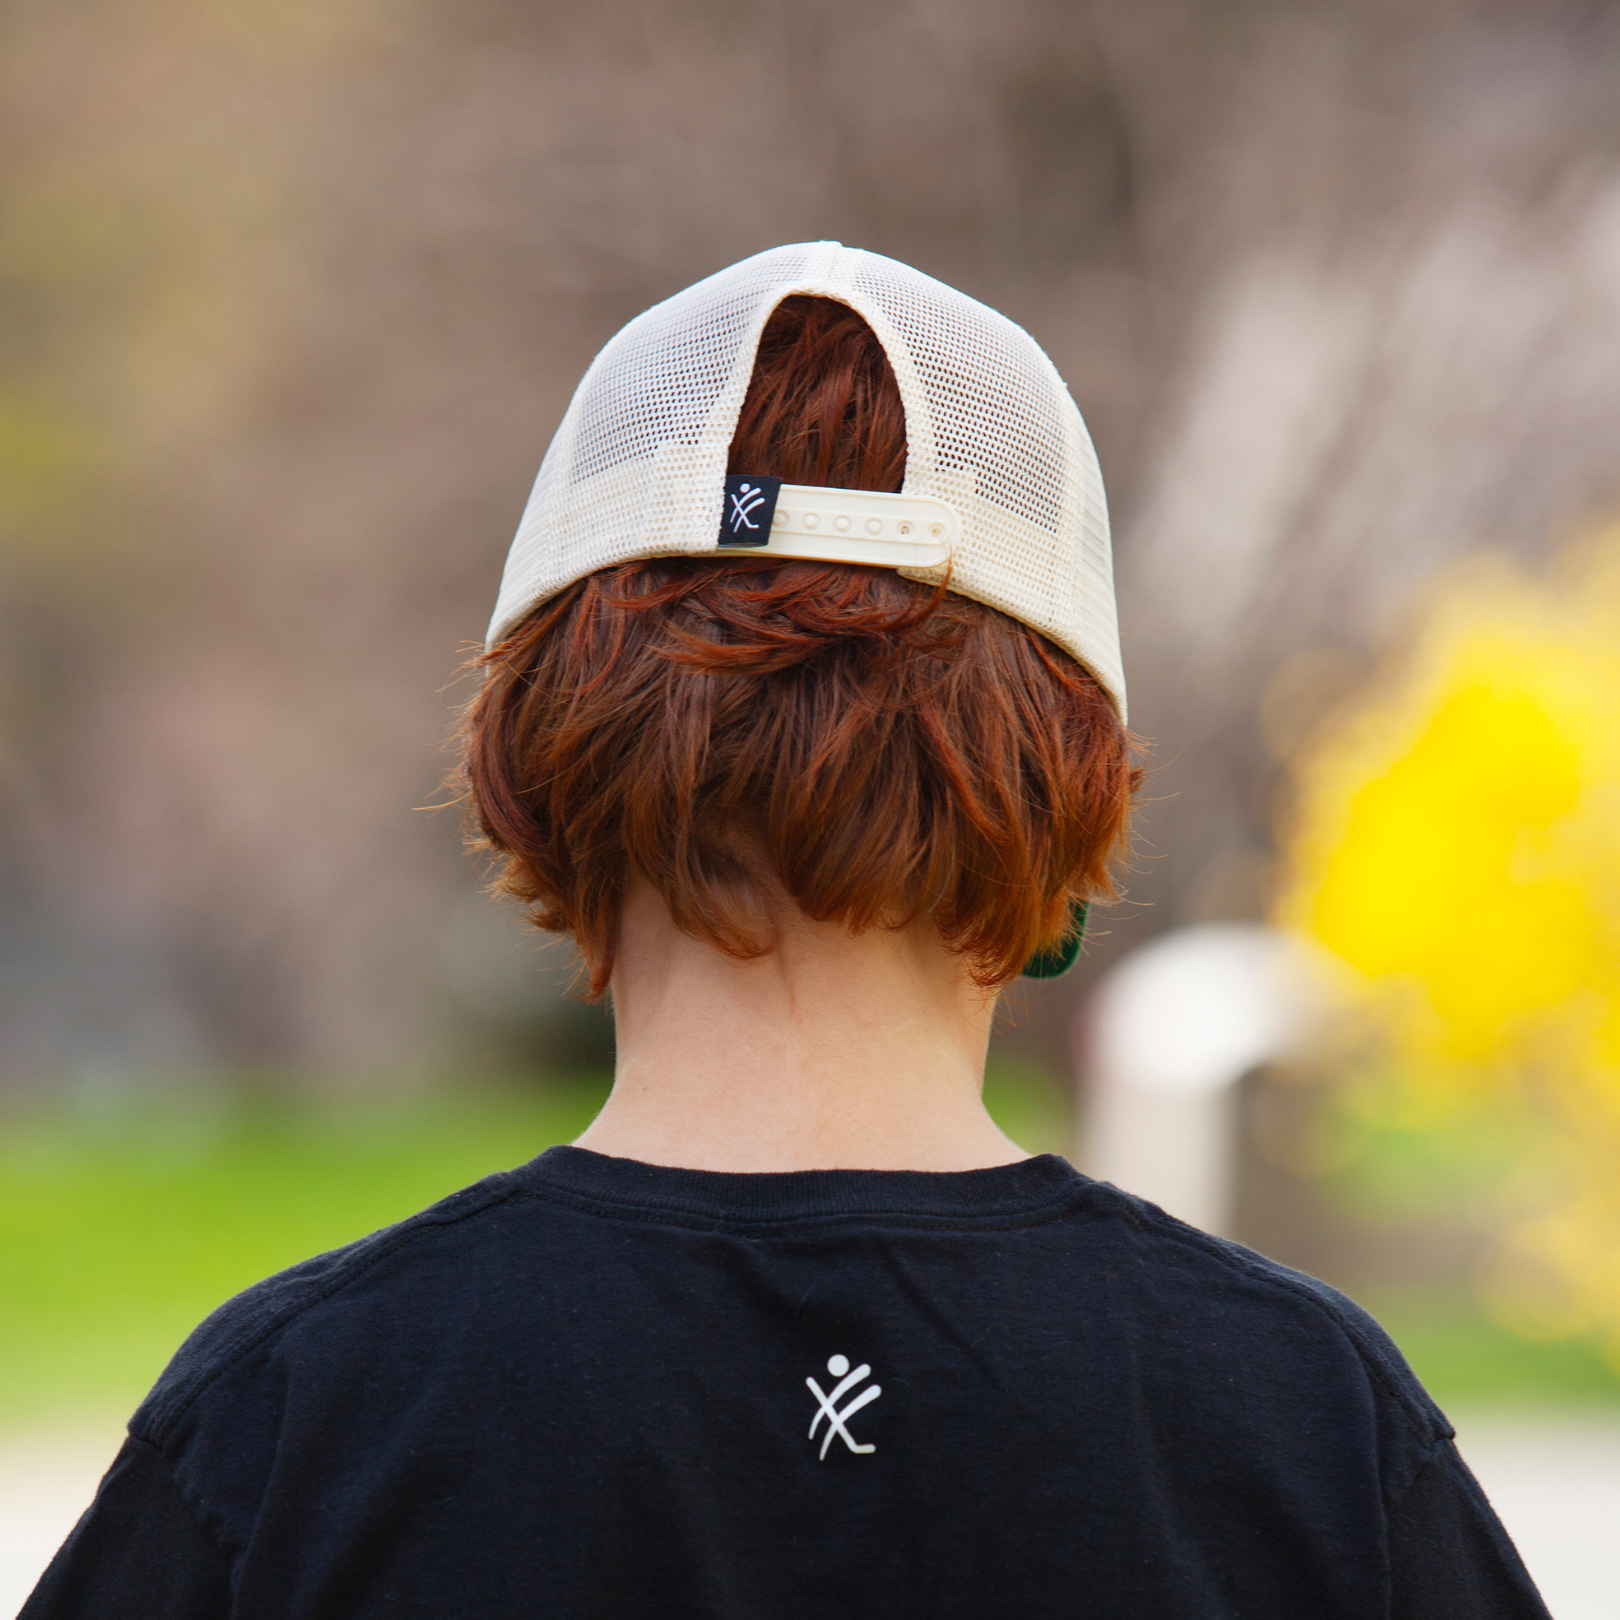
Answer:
463;267;1136;995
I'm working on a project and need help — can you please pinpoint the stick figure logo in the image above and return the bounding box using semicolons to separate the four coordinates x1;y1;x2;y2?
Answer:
716;473;781;548
728;482;766;534
805;1354;882;1459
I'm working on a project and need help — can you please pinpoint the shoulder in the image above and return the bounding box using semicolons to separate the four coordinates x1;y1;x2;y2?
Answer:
132;1169;528;1449
1074;1177;1453;1450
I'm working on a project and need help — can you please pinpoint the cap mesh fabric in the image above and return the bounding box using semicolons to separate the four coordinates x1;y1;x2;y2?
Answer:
488;242;1126;714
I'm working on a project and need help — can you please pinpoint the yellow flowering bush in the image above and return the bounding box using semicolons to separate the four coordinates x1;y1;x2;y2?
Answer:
1278;531;1620;1358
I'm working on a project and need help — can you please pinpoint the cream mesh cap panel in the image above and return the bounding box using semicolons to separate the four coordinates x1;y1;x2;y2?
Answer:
488;241;1126;715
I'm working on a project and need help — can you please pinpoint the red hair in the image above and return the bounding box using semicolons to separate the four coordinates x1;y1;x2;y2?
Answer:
462;297;1136;995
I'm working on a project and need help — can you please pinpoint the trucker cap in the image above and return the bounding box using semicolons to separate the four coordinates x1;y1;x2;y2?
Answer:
488;241;1126;717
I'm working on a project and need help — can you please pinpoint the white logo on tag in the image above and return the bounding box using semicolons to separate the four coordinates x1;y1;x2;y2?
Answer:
805;1353;881;1459
728;482;767;533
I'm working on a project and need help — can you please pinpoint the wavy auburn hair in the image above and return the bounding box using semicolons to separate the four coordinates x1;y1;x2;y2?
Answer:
462;296;1137;995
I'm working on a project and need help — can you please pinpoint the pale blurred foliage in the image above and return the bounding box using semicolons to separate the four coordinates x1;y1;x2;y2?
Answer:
6;0;1620;1099
1279;530;1620;1359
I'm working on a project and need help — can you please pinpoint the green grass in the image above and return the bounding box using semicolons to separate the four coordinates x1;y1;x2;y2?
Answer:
981;1058;1072;1159
0;1085;610;1427
0;1065;1067;1429
1355;1288;1620;1409
3;1067;1611;1432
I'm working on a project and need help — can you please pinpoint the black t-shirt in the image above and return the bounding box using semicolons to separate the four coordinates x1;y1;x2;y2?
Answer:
25;1149;1548;1619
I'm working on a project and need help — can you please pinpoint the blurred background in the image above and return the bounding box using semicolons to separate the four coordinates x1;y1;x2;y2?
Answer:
4;0;1620;1609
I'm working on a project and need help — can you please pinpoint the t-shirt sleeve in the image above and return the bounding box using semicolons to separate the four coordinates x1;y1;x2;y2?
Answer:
19;1434;233;1620
1388;1438;1551;1620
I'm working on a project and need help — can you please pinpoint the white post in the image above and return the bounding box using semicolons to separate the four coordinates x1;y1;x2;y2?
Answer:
1076;925;1318;1235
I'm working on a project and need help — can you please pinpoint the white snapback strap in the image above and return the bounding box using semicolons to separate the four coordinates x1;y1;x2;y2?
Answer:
715;479;956;568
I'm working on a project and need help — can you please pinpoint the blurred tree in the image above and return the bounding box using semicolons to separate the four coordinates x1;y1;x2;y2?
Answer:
4;0;1620;1087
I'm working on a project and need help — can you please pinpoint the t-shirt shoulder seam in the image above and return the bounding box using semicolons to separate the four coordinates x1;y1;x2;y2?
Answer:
1120;1198;1446;1444
123;1430;238;1565
1387;1433;1456;1512
138;1180;521;1449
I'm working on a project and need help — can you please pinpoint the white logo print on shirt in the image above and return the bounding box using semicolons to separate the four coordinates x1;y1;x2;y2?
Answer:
806;1353;882;1459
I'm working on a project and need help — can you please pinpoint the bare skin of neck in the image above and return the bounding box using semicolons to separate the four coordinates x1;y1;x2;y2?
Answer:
572;879;1028;1174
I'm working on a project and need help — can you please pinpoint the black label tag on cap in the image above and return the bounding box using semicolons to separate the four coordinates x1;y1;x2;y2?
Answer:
717;473;782;547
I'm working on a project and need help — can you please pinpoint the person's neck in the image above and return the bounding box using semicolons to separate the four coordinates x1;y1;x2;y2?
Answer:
571;880;1026;1174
